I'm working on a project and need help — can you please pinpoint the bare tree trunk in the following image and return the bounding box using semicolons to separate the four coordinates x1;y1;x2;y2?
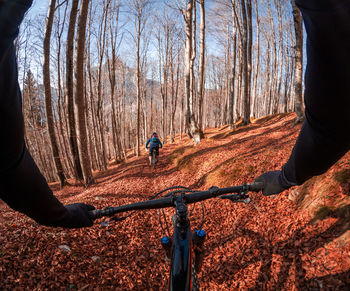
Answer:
251;0;260;118
191;2;197;125
231;0;243;124
158;23;169;145
74;0;94;186
106;2;121;161
240;0;250;125
237;43;243;119
197;0;205;131
150;74;154;135
121;67;127;159
136;24;141;156
246;0;253;118
43;0;66;188
66;0;83;181
291;0;304;123
55;3;74;178
228;0;239;128
170;44;180;143
283;39;292;113
129;0;151;156
180;91;184;141
183;0;201;143
96;1;109;169
184;0;193;136
86;19;102;171
229;29;237;129
275;0;284;112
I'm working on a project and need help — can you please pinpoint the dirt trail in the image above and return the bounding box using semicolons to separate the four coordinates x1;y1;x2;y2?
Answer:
1;113;349;290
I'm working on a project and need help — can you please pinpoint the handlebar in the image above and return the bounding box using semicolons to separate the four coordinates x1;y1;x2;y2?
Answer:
89;182;263;220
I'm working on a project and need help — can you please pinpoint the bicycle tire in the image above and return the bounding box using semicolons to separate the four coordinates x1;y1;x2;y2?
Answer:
191;264;200;291
152;150;156;169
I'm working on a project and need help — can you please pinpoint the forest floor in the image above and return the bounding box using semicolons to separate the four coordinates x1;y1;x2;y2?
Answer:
1;113;350;290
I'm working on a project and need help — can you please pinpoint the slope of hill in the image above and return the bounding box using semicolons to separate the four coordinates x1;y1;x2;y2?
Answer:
1;113;349;290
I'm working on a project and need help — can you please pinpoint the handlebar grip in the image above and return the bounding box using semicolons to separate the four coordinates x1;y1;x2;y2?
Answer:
89;207;121;220
88;209;103;220
248;181;264;192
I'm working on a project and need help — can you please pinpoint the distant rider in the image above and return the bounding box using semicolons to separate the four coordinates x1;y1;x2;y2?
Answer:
145;132;163;166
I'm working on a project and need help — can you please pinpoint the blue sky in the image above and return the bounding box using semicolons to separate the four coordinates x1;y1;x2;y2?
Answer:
27;0;48;16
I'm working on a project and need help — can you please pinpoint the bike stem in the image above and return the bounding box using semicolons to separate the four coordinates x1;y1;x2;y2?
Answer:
173;193;189;237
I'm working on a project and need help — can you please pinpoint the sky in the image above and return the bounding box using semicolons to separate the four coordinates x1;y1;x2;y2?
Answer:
27;0;48;17
23;0;306;81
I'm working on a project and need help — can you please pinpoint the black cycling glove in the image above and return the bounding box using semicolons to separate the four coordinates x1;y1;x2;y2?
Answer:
255;170;297;196
57;203;95;228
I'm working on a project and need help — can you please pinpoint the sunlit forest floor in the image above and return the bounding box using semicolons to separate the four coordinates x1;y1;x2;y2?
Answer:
1;113;349;290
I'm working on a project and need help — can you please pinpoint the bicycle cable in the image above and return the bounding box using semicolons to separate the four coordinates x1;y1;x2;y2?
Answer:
156;186;207;237
156;186;193;237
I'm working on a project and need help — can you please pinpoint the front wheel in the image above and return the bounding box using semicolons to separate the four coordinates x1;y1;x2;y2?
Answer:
152;150;157;169
191;266;200;291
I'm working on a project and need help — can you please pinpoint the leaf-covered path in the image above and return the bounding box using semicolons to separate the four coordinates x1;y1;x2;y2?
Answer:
1;114;349;290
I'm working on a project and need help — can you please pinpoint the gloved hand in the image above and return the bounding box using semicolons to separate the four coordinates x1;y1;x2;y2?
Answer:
255;170;296;196
60;203;95;228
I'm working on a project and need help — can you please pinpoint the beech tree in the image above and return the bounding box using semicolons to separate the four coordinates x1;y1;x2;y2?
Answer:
106;1;124;161
74;0;94;186
43;0;66;187
182;0;202;143
66;0;83;181
291;0;304;124
197;0;205;131
127;0;152;155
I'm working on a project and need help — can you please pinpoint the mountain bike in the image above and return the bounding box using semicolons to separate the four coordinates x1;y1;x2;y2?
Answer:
146;147;158;169
151;148;157;169
89;182;263;290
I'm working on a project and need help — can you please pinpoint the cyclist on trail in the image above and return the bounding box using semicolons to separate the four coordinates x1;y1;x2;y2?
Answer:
0;0;94;228
256;0;350;195
145;132;163;166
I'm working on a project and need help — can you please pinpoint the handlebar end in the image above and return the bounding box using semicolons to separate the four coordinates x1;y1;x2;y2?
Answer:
248;182;264;192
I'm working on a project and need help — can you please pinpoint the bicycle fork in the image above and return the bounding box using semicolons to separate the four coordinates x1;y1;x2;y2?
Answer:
192;229;206;273
160;229;206;273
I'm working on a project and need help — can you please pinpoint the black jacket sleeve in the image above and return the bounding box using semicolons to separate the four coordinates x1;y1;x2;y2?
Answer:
282;0;350;185
0;0;71;226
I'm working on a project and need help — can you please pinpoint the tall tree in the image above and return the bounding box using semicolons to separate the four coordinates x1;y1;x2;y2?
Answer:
54;2;74;178
95;0;110;170
43;0;66;187
240;0;250;125
197;0;205;130
229;0;239;129
291;0;304;123
128;0;152;155
183;0;201;143
155;13;170;145
246;0;253;118
66;0;83;181
74;0;94;186
106;1;123;162
169;40;181;143
251;0;260;117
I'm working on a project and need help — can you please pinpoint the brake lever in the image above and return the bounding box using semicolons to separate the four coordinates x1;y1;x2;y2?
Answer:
221;196;251;204
101;216;127;227
220;191;251;204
